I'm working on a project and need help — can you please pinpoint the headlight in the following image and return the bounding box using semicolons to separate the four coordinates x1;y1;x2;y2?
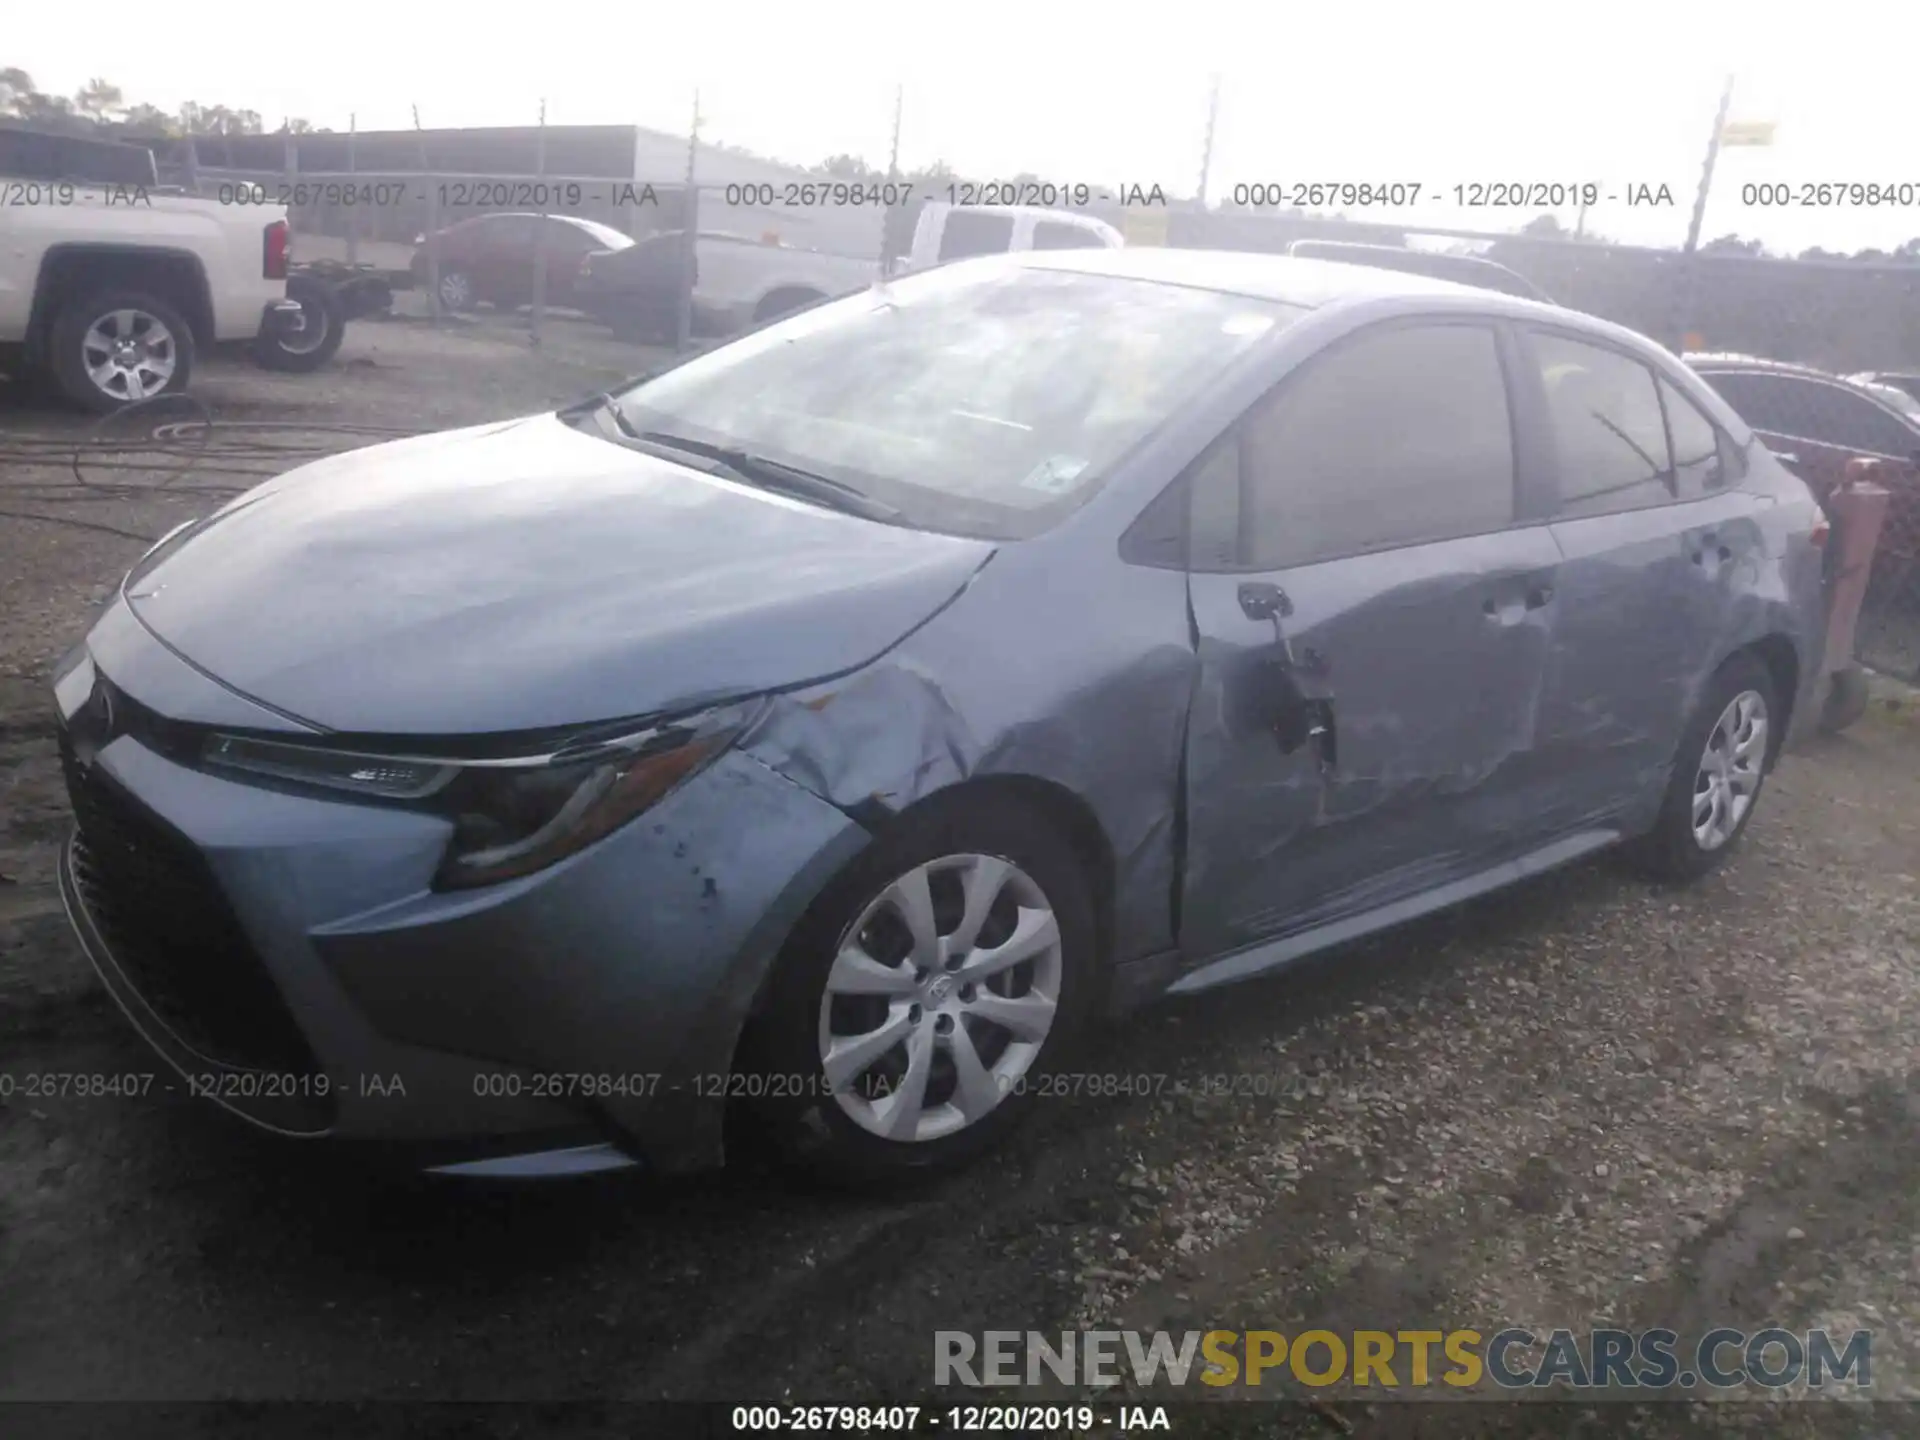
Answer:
201;697;764;891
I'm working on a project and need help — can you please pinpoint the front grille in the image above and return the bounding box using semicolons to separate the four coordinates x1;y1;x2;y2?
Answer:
60;730;323;1077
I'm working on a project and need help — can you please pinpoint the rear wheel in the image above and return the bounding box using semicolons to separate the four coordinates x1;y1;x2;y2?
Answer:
436;268;475;311
252;277;343;372
740;795;1098;1186
1628;652;1778;882
49;290;194;412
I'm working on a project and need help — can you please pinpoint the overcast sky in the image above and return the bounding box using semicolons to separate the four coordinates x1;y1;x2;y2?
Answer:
10;0;1915;254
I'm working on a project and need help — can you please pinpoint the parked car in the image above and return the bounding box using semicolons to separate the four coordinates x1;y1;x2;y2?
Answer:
0;124;300;411
1846;374;1920;424
1850;371;1920;408
1286;239;1552;302
409;212;635;312
582;203;1125;340
55;252;1825;1185
1687;355;1920;533
1689;354;1918;730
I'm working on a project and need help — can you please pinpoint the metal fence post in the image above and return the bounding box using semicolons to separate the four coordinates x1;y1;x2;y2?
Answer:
346;113;360;267
530;98;549;347
674;90;700;353
414;107;440;323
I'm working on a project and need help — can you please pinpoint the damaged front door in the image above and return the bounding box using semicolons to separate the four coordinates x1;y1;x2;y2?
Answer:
1179;319;1561;964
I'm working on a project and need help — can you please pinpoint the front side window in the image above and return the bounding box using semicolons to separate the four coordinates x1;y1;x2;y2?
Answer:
1234;323;1515;570
611;263;1304;539
1532;332;1673;517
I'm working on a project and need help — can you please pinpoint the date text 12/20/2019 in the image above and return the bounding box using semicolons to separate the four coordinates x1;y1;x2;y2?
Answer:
1226;181;1678;209
727;1404;1173;1432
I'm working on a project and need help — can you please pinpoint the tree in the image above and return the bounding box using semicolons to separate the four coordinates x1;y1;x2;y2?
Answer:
119;103;176;136
1520;212;1566;238
821;152;880;179
1701;233;1765;256
73;77;123;121
278;116;315;134
0;66;35;114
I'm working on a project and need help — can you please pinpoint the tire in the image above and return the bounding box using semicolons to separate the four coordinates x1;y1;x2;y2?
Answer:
251;278;343;372
49;290;194;413
1628;651;1779;882
739;794;1099;1187
435;268;476;311
752;288;826;325
1817;666;1870;735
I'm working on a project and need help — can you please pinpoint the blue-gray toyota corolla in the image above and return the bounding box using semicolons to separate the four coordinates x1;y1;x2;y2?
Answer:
53;249;1828;1184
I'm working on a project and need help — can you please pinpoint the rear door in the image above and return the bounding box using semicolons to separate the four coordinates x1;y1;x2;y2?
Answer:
1522;329;1755;832
1180;318;1563;962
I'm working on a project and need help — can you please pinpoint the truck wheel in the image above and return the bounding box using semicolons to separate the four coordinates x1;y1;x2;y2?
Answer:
752;288;827;325
253;279;344;372
49;291;194;412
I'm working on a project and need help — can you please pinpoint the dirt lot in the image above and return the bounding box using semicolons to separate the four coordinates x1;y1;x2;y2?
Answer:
2;314;1918;1436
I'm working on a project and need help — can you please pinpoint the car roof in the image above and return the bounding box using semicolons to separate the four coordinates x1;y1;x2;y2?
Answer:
1006;245;1634;344
1284;240;1551;300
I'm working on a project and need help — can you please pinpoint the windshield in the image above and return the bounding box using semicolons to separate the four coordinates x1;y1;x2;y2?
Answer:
608;261;1303;539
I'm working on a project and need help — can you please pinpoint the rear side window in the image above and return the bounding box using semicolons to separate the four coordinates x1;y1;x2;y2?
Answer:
1031;220;1101;251
1660;376;1726;497
1701;371;1915;459
1233;323;1515;569
1531;332;1673;517
938;211;1017;261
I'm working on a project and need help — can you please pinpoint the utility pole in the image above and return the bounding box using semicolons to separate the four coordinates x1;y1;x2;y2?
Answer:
881;84;904;271
674;89;700;353
885;83;903;183
1672;74;1735;350
1196;73;1221;207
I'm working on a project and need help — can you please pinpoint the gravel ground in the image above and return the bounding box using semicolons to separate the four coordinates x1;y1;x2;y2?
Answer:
2;316;1918;1436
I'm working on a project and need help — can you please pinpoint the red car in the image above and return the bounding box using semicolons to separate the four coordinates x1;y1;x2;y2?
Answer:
1687;355;1920;533
410;212;634;312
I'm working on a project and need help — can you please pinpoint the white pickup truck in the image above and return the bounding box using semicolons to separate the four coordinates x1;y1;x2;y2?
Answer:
581;201;1124;341
0;127;299;411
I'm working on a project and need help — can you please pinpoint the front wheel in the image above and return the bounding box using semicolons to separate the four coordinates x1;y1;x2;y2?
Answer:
1628;652;1779;882
48;290;194;412
739;796;1098;1186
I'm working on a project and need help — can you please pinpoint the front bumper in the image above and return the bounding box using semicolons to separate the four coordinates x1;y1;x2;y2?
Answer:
53;600;869;1173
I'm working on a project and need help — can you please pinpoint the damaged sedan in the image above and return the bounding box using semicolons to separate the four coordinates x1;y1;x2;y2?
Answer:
53;250;1827;1184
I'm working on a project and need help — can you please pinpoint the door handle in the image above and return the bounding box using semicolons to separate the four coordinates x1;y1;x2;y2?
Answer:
1524;584;1553;609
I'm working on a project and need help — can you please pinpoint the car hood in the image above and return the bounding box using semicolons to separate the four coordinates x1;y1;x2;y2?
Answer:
123;413;995;736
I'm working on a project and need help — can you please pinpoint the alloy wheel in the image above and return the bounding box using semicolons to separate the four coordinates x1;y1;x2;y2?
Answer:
817;853;1063;1143
82;309;177;403
1693;689;1768;851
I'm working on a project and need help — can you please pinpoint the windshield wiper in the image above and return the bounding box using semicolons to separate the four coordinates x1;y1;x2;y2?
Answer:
632;429;901;522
